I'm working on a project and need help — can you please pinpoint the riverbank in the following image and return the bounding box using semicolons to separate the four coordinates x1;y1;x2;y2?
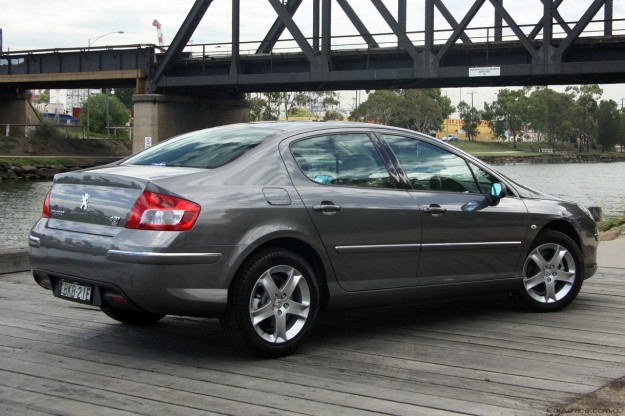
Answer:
0;157;123;180
0;136;130;179
481;152;625;165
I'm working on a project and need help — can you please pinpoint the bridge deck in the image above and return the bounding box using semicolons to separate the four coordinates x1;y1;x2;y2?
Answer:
1;266;624;415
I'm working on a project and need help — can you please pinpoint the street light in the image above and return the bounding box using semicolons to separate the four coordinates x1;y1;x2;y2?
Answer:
88;30;124;47
86;31;124;138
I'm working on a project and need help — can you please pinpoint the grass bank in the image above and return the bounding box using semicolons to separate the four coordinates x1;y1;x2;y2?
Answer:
598;215;625;240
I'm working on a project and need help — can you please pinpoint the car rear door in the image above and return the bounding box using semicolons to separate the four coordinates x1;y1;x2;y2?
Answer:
282;131;422;291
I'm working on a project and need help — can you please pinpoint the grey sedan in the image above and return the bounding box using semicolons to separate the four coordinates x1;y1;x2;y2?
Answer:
29;122;598;357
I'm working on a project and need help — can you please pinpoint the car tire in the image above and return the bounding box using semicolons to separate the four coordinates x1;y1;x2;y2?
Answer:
220;249;320;358
100;306;165;325
515;230;584;312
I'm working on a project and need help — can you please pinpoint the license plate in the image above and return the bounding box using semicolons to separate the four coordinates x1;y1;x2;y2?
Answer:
59;280;93;303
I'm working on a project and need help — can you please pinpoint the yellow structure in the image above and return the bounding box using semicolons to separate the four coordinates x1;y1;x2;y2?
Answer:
436;118;494;141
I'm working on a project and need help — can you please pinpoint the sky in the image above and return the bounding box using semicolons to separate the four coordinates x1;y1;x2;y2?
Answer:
3;0;625;112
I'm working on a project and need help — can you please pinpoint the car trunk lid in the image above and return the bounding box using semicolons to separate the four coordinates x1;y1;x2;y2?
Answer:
46;166;203;234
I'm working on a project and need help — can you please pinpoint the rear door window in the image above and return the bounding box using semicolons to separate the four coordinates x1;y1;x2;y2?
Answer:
290;133;394;189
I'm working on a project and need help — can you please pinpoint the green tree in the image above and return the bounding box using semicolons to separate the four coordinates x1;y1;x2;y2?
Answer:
399;89;453;134
307;91;341;119
289;107;311;117
248;95;274;121
484;89;530;148
482;102;507;141
37;89;50;104
566;85;601;151
457;101;481;141
113;88;135;109
349;90;403;125
527;87;576;145
597;99;622;152
323;110;344;121
80;93;130;134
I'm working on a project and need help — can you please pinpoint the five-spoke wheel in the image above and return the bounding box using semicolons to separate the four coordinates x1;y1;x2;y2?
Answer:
249;264;312;343
516;230;583;312
221;249;319;357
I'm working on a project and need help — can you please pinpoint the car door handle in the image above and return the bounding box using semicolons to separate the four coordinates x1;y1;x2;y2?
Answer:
313;202;342;213
423;204;447;215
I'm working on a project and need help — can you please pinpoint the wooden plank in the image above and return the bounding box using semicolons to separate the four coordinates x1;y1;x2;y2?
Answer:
2;268;625;415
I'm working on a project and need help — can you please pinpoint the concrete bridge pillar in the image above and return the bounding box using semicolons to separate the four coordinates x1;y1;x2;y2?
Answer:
0;91;41;137
132;93;249;154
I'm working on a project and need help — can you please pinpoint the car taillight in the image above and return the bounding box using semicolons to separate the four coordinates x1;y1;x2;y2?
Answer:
126;191;200;231
42;189;51;218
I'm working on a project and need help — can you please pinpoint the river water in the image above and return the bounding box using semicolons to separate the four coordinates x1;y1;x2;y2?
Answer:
1;161;624;249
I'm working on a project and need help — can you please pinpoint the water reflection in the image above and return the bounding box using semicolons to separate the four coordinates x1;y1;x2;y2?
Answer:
0;180;50;248
496;161;625;217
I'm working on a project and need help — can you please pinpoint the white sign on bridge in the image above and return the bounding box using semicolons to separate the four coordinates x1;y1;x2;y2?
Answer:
469;66;501;77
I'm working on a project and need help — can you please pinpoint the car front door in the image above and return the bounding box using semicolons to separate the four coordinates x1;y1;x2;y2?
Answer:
284;132;421;291
381;134;529;285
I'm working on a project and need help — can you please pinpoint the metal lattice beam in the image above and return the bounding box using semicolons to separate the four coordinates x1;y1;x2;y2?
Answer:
149;0;215;92
3;0;622;95
256;0;304;54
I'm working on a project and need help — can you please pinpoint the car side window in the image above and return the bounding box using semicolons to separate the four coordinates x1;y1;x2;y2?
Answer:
382;135;480;193
291;134;394;189
468;161;498;193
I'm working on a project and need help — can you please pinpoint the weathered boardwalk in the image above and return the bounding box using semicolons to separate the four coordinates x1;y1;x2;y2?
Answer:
1;266;624;415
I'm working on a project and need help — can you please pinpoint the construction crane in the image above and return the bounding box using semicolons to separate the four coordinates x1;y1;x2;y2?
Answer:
152;19;164;46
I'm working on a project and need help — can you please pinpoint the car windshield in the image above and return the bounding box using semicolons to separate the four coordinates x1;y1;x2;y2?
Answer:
123;126;277;168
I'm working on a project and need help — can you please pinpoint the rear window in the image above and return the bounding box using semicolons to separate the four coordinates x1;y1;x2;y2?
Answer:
123;126;277;168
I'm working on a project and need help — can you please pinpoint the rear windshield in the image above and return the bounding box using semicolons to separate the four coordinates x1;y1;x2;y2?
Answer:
123;126;277;168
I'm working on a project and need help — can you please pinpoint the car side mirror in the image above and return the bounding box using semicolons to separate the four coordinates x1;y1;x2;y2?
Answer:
461;182;507;212
488;182;507;205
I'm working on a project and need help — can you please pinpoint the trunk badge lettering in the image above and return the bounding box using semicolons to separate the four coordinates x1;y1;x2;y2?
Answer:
80;193;90;210
110;216;121;226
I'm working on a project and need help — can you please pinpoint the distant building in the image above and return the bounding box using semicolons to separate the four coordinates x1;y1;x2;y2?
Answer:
437;118;494;141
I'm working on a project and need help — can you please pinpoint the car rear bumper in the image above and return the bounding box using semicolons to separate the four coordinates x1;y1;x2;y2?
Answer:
28;219;233;318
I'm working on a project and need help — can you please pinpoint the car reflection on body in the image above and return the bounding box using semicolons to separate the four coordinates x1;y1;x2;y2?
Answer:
29;122;598;357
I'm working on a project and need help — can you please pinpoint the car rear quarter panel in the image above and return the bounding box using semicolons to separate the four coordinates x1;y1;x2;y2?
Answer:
151;141;336;290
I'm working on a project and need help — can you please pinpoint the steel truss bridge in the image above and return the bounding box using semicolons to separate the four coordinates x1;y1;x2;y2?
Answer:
1;0;625;95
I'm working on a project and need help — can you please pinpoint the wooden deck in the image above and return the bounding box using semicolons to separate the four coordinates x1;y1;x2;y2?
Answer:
1;267;624;415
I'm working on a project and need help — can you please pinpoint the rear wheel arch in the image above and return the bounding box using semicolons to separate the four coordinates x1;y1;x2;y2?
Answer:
221;244;324;356
232;237;331;312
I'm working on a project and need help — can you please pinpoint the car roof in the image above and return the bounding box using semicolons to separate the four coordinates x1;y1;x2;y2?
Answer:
232;121;422;137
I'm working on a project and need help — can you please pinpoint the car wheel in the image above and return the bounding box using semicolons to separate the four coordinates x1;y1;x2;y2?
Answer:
221;249;320;357
100;306;165;325
515;230;583;312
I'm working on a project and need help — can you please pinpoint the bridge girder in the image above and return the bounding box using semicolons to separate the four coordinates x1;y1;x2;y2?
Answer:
1;0;623;95
152;0;623;94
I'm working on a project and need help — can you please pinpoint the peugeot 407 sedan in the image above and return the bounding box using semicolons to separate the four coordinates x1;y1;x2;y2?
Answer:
29;122;598;357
